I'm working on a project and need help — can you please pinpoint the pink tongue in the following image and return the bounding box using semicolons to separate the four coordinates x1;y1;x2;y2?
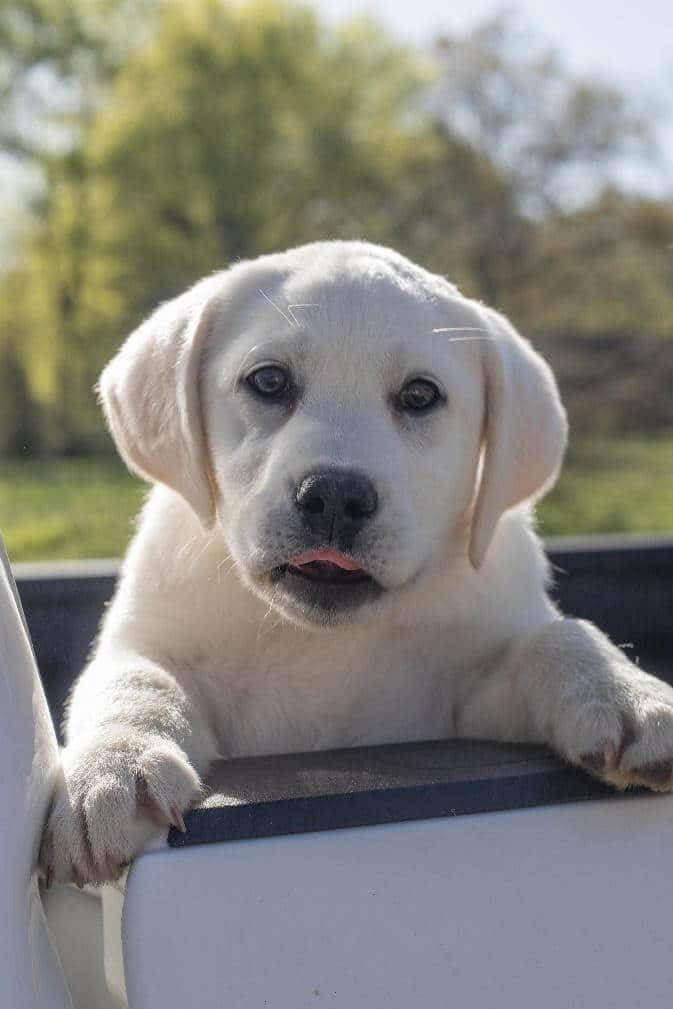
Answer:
289;548;362;572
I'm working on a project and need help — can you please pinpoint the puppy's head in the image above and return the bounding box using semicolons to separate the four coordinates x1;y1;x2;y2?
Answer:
100;242;566;627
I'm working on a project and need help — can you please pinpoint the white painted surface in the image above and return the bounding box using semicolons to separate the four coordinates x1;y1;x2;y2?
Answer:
0;538;73;1009
124;794;673;1009
42;887;123;1009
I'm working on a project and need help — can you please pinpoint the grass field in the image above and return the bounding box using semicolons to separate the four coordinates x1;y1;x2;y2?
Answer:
0;458;146;562
1;437;672;562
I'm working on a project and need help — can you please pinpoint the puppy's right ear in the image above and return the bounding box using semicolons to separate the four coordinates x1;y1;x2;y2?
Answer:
98;279;223;528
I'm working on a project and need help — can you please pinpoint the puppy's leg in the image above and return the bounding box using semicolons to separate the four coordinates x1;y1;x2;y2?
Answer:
458;618;673;792
40;655;218;886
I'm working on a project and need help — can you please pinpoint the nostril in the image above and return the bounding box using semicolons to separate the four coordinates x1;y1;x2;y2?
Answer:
304;495;325;515
344;498;367;520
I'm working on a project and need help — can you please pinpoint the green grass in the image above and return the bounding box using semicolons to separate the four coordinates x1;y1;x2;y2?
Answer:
1;437;672;562
0;458;145;562
538;436;673;538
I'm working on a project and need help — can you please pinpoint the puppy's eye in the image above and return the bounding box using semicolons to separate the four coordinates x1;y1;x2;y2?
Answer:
398;378;442;413
246;364;290;400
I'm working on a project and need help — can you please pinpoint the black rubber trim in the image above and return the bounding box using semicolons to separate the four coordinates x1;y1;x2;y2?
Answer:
168;739;635;847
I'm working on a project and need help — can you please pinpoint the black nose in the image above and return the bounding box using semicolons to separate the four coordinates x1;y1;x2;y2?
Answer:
295;470;378;540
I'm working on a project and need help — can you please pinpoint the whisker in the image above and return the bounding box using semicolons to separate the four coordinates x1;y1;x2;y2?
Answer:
256;590;284;642
446;335;496;343
432;327;495;345
287;303;319;328
431;326;490;333
258;288;296;328
216;556;237;583
175;532;214;571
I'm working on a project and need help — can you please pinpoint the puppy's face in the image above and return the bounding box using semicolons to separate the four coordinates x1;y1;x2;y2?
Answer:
100;242;567;629
203;263;484;625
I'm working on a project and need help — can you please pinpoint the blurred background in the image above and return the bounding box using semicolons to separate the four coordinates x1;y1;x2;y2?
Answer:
1;0;672;562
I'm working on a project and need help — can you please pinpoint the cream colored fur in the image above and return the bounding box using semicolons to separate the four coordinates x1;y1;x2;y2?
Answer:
41;241;673;885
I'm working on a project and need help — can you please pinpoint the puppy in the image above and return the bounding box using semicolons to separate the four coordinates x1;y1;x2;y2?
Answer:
41;241;673;885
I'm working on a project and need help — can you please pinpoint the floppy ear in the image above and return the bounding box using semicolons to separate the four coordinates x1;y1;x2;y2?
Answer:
98;279;224;528
469;308;567;569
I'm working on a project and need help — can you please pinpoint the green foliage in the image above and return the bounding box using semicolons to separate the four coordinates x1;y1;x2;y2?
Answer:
519;192;673;338
0;344;41;453
83;0;429;309
2;0;436;452
0;0;153;158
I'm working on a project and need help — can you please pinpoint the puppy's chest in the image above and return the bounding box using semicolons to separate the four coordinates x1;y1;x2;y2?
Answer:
201;633;458;758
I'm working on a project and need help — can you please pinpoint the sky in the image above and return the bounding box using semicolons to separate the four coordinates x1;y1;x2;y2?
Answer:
315;0;673;91
316;0;673;191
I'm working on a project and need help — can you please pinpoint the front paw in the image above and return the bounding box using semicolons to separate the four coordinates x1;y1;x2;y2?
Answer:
560;672;673;792
40;731;202;886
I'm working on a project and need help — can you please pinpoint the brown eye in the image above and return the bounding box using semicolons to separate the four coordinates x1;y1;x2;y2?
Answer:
246;364;290;400
398;378;442;413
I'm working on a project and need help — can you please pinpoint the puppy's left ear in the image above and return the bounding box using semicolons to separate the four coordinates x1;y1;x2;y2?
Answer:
469;308;567;569
98;280;223;528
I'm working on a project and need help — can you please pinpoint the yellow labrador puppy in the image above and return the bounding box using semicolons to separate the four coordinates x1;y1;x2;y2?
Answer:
41;241;673;885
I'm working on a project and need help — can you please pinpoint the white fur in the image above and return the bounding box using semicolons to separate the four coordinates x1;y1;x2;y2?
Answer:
41;241;673;885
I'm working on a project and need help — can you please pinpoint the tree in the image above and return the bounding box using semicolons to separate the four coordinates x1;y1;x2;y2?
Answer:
1;2;671;456
0;0;151;160
0;0;432;452
432;11;654;217
380;121;531;304
80;2;429;313
0;341;41;453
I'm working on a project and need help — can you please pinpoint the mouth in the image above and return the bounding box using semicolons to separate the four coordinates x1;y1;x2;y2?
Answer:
284;548;372;586
270;548;383;620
